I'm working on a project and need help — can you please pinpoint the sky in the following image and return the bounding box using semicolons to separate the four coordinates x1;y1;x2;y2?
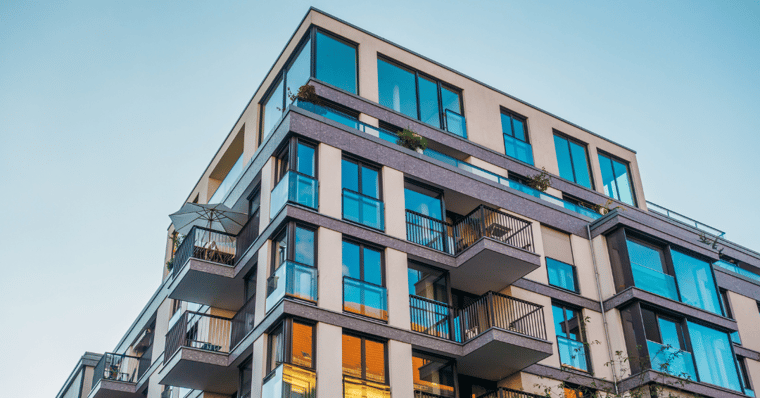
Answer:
1;1;759;397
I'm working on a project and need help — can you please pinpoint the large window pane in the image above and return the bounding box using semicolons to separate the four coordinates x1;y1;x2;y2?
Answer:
365;339;386;383
286;38;312;97
363;247;382;285
612;159;635;205
569;141;592;189
404;188;442;220
294;227;315;266
688;321;742;391
342;159;359;192
441;86;461;114
419;76;441;128
554;135;575;182
671;250;722;315
599;154;618;200
412;353;455;397
361;167;379;199
296;143;315;177
262;77;284;140
342;241;361;279
315;32;356;93
378;58;417;118
291;322;314;368
342;334;362;378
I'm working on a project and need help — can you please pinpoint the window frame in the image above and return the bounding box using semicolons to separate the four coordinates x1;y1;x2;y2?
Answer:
266;318;317;375
314;27;359;95
553;131;595;189
552;301;592;373
546;257;580;294
411;350;458;397
597;149;637;206
342;155;383;200
342;238;386;287
269;221;318;274
500;108;533;161
342;332;389;384
274;136;319;184
376;54;465;136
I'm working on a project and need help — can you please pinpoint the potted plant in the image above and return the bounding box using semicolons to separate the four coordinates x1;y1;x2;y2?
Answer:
288;84;320;105
396;128;427;153
526;167;552;192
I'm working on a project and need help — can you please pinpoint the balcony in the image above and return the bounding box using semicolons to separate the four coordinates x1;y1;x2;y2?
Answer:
266;261;318;313
630;262;679;302
557;335;590;372
230;295;256;349
478;388;547;398
343;276;388;321
159;311;237;394
343;376;391;398
406;205;540;294
270;171;318;216
89;353;147;398
342;188;385;230
647;201;725;238
409;292;551;380
646;340;697;380
261;363;317;398
168;226;244;311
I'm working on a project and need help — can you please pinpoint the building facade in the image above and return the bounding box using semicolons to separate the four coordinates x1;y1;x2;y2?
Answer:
57;8;760;398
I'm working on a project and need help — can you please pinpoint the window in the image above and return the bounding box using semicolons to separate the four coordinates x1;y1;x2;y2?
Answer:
598;152;636;206
239;356;252;398
342;157;384;230
342;239;387;320
267;319;315;373
542;226;578;293
670;249;722;315
260;28;357;143
405;181;448;253
271;138;318;214
408;262;448;303
266;223;318;312
377;56;466;137
271;223;315;272
501;110;533;165
552;303;590;372
342;333;387;384
244;266;257;302
737;356;754;396
412;352;455;397
626;237;678;301
209;153;244;204
687;321;742;391
553;133;593;189
640;308;695;379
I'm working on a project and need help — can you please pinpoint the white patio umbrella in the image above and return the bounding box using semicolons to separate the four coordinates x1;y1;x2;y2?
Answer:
169;202;248;236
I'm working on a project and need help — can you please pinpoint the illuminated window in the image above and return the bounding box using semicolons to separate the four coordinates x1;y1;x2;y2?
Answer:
342;333;387;384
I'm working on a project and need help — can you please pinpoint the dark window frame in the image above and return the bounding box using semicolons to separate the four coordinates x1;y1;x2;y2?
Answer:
342;155;383;200
552;301;592;373
342;237;386;288
545;256;580;294
314;27;360;94
500;108;530;144
342;331;390;385
411;349;459;397
553;130;595;189
274;136;319;184
269;220;318;274
265;318;317;376
597;149;637;206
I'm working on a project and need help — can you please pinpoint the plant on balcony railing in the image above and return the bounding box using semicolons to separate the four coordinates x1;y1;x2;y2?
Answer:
397;128;427;153
525;167;552;192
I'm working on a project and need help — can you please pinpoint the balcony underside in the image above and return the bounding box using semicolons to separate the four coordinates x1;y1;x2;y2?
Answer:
88;380;140;398
168;258;244;311
457;328;552;380
451;238;541;295
158;347;237;394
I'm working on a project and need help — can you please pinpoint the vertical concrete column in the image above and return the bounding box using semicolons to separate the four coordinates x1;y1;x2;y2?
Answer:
251;335;266;398
254;242;270;325
386;248;410;329
583;309;612;380
382;167;405;240
152;298;171;362
261;158;274;224
730;291;760;353
570;234;598;301
525;219;548;284
388;340;414;398
357;40;379;103
317;323;343;398
319;143;342;219
318;227;343;312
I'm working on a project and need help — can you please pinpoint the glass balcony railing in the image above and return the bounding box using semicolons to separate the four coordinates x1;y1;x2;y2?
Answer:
262;363;317;398
343;277;388;321
208;154;244;204
503;135;534;165
715;260;760;284
557;335;590;372
343;377;391;398
342;189;384;230
631;262;679;301
294;100;602;221
646;201;725;238
270;171;318;216
731;331;742;345
646;340;697;380
266;261;318;313
444;109;467;138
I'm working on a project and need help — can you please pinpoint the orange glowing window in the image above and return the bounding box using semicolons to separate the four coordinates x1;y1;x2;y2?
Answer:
291;322;313;368
342;333;387;384
342;334;363;378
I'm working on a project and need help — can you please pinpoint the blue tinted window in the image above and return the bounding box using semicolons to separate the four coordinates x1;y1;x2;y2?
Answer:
342;159;359;192
378;58;417;118
672;250;722;315
286;38;311;98
294;227;315;266
512;118;526;141
363;247;382;285
599;153;635;206
554;134;592;189
441;86;461;115
688;321;742;391
658;318;682;349
569;141;592;189
342;241;383;286
315;32;356;94
547;258;577;292
342;241;361;279
361;167;379;199
418;76;440;128
404;188;442;220
502;112;533;165
296;143;315;177
262;77;284;140
554;135;575;182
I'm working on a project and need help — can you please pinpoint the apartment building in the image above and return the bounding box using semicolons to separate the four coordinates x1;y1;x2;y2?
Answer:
56;8;760;398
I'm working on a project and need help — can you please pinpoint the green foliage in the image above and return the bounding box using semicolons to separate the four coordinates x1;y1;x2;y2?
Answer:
287;84;321;105
698;232;723;255
526;167;552;192
593;199;625;215
396;128;428;151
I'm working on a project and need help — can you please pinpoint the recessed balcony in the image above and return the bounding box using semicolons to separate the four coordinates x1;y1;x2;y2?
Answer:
159;311;237;394
409;292;551;380
265;261;318;313
405;205;540;294
88;353;148;398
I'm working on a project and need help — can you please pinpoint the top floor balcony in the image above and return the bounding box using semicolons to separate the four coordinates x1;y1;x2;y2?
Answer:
89;352;149;398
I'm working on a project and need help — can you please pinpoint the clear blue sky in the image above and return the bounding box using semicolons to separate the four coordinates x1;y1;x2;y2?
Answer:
1;1;758;397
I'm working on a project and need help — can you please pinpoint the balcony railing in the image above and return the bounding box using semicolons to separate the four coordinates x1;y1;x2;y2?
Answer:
92;352;144;387
444;109;467;138
406;205;535;255
343;276;388;321
631;262;679;301
270;171;318;217
343;376;391;398
715;260;760;284
557;335;590;372
477;387;547;398
647;201;725;238
265;261;318;313
295;100;601;221
503;135;534;166
262;363;317;398
172;226;236;278
415;391;455;398
235;213;259;261
342;189;384;230
646;340;697;380
409;292;546;343
164;311;232;364
230;295;256;349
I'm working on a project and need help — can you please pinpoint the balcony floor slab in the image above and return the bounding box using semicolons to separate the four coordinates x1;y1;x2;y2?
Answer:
168;258;244;311
451;238;541;295
158;347;237;394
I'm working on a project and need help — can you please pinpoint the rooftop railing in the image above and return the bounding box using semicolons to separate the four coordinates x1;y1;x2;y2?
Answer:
294;100;601;220
92;352;145;387
164;311;232;364
172;226;236;278
647;201;725;238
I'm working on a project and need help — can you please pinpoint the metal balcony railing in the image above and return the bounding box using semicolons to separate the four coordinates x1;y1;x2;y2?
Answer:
164;311;232;364
409;292;546;343
172;226;236;278
230;295;256;349
646;201;725;238
406;205;534;255
92;352;145;387
235;213;259;262
477;387;548;398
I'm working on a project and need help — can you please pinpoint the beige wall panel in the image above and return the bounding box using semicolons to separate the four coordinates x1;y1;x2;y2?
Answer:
592;235;617;300
386;248;410;329
467;156;508;178
251;335;266;398
383;166;406;239
261;158;274;224
316;323;343;398
525;220;549;285
730;291;760;353
570;234;599;301
153;298;170;361
318;227;343;312
604;309;631;379
745;358;760;394
388;340;414;398
254;242;270;325
318;144;342;218
584;309;612;380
